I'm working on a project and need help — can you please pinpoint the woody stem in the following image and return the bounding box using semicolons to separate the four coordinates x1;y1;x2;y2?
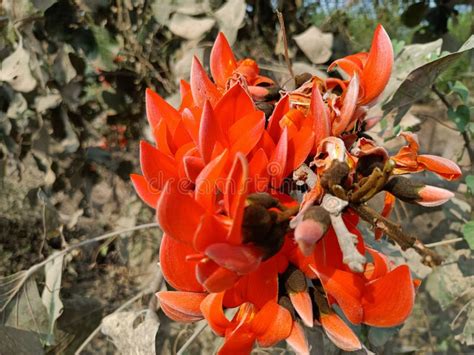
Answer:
349;202;443;267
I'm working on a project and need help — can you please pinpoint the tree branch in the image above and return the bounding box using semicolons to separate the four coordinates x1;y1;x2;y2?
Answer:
349;203;443;266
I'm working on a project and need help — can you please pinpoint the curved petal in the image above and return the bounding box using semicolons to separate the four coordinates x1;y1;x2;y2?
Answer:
310;83;331;148
328;53;367;77
332;74;359;136
195;149;229;211
218;329;255;355
205;243;262;275
183;155;205;183
214;83;255;135
268;128;288;189
360;25;393;104
196;259;241;293
145;88;180;133
286;321;310;355
267;95;290;143
417;185;454;207
417;154;462;181
157;181;205;245
157;291;206;322
199;101;225;163
160;234;204;292
200;292;231;336
320;313;362;351
225;153;249;245
130;174;161;208
289;291;314;327
313;266;364;325
362;265;415;327
191;56;220;107
251;301;293;347
140;141;178;190
210;32;238;88
229;111;265;157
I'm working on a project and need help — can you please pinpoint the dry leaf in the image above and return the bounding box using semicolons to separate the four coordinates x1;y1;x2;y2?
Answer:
0;41;37;92
293;26;333;64
215;0;246;45
168;13;215;40
101;310;160;354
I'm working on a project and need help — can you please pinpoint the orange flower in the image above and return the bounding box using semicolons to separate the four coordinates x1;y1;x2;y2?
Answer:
392;132;462;180
328;24;393;105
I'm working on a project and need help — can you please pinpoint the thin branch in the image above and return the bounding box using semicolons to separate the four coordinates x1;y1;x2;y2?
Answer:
425;237;464;248
432;85;474;164
350;203;443;266
276;11;295;82
176;321;208;355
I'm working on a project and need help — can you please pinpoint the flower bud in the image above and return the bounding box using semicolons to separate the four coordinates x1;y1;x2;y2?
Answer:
320;160;350;190
294;206;331;256
384;176;454;207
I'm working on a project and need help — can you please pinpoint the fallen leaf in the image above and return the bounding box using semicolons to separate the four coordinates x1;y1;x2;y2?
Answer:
0;41;37;92
101;310;160;354
0;326;44;355
168;13;215;40
214;0;246;45
293;26;333;64
41;252;64;345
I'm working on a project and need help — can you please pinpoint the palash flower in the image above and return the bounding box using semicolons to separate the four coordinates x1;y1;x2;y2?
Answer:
392;132;462;180
132;26;461;355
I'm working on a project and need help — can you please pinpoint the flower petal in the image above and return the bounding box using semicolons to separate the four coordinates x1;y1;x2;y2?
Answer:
332;74;359;136
226;154;249;245
417;185;454;207
214;83;255;135
130;174;161;208
157;291;206;322
251;301;293;347
310;83;331;148
191;56;220;107
205;243;262;274
199;101;225;163
362;265;415;327
210;32;238;88
229;111;265;157
286;321;310;355
195;149;229;211
160;234;204;292
145;88;180;133
196;259;241;293
360;24;393;104
289;291;314;327
157;181;205;245
268;128;288;189
267;95;290;143
140;140;178;190
320;312;362;351
417;154;462;181
200;292;231;336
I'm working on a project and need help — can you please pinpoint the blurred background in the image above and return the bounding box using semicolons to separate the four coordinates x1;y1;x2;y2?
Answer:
0;0;473;354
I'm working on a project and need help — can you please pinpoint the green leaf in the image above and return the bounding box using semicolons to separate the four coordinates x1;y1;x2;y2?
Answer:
450;80;469;103
89;25;120;71
466;175;474;195
448;105;471;132
383;35;474;126
463;221;474;250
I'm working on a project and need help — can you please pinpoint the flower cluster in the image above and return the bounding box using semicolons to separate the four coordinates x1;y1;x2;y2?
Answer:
132;26;461;354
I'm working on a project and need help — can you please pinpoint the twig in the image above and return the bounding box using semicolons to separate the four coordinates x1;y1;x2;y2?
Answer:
276;11;295;82
350;203;443;266
432;85;474;164
176;321;208;355
425;238;464;248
